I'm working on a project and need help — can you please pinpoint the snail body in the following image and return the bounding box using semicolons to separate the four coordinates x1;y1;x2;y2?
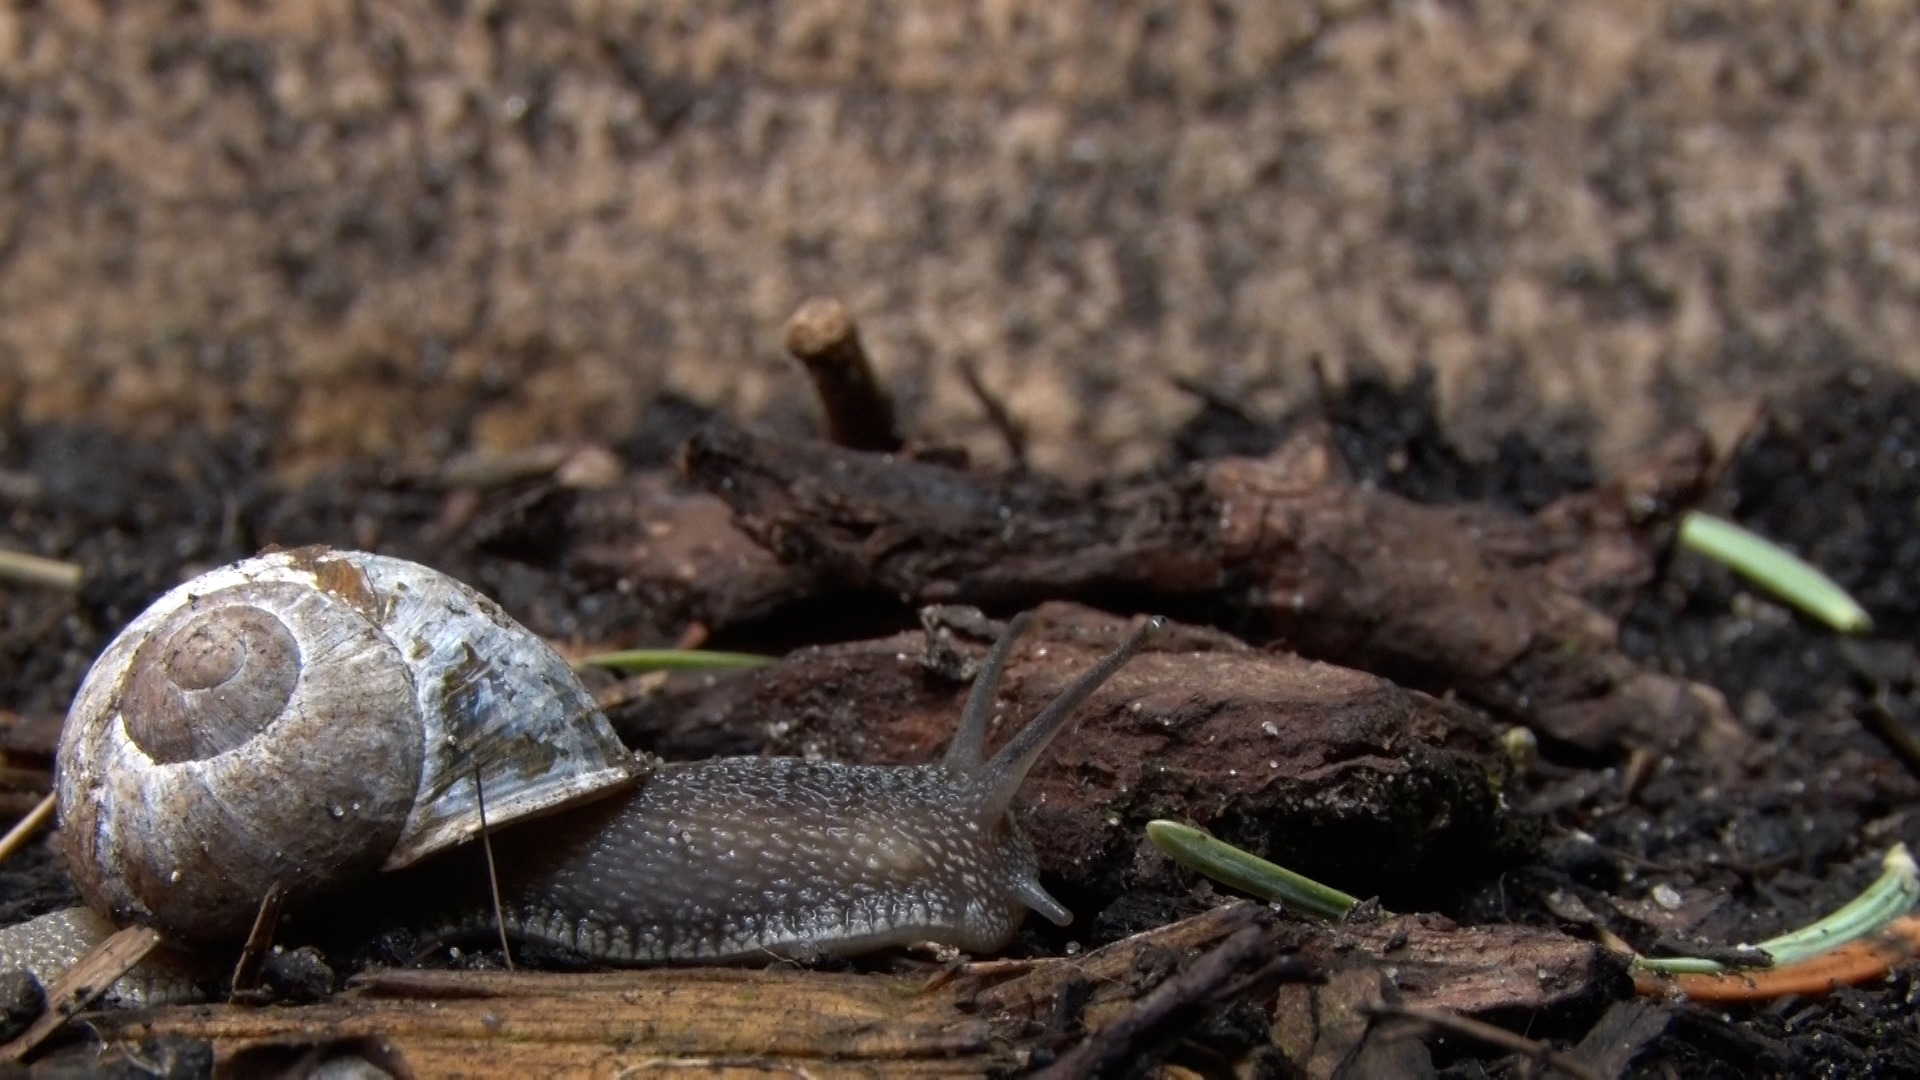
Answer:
38;548;1159;971
431;599;1155;961
432;757;1054;962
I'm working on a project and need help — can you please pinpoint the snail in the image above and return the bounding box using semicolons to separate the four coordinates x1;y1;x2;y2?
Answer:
3;547;1161;992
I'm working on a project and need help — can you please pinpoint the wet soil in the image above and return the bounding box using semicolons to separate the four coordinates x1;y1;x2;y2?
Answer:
2;365;1917;1074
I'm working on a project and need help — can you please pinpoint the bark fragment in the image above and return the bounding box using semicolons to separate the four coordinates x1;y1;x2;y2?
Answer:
564;470;817;633
614;602;1518;908
683;423;1731;753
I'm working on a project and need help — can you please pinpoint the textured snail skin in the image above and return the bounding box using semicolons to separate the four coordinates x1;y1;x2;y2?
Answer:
434;758;1053;962
421;611;1166;963
0;909;205;1008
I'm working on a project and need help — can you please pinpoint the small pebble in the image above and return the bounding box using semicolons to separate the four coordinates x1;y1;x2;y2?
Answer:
264;946;336;1003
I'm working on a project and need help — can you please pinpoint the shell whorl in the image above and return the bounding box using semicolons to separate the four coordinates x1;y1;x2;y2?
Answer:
120;602;300;764
56;547;644;941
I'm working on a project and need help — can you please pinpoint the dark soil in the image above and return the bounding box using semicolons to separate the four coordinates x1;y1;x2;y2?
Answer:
2;366;1918;1075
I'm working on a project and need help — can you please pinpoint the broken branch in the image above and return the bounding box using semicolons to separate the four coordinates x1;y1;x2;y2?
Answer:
783;297;901;453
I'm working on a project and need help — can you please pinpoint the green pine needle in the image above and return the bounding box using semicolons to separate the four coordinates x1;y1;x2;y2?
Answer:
1146;820;1368;922
572;649;775;673
1633;844;1918;974
1678;512;1872;634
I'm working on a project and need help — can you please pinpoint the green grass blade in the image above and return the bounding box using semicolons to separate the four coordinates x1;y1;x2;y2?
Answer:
1678;512;1872;634
1146;820;1365;921
1754;843;1918;965
571;649;775;673
1633;844;1918;974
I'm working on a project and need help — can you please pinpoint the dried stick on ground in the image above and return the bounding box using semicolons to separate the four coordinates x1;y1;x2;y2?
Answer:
783;297;901;453
1363;1003;1601;1080
1;926;161;1062
683;422;1730;753
1034;926;1313;1078
0;548;81;591
0;794;55;866
83;903;1270;1074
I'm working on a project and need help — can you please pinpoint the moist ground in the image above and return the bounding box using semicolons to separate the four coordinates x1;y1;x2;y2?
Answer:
3;365;1916;1074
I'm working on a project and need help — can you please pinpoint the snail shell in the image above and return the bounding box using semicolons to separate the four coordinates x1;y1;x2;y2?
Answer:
56;547;645;942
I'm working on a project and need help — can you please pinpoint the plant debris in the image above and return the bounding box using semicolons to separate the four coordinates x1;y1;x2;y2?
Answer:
0;367;1916;1072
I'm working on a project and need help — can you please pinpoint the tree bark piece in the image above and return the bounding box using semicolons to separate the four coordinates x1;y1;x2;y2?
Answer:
81;901;1261;1075
1271;917;1612;1078
1295;914;1616;1015
683;423;1731;753
564;470;818;635
620;602;1518;907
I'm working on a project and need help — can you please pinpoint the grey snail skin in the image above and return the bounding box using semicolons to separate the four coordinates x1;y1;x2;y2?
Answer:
422;604;1159;962
0;547;1161;999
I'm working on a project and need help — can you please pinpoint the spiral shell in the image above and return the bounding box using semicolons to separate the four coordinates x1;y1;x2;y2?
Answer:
56;547;646;941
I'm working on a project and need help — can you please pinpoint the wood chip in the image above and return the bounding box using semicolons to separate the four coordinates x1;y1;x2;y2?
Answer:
1302;914;1607;1014
78;903;1267;1074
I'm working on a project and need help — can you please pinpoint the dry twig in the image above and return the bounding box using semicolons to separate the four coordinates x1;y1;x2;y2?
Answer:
1856;690;1920;782
957;357;1027;465
1033;924;1308;1078
1363;1002;1601;1080
229;883;288;998
783;297;901;453
0;793;56;866
0;549;81;592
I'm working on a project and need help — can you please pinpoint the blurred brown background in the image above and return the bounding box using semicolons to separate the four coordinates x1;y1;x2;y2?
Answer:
1;1;1912;479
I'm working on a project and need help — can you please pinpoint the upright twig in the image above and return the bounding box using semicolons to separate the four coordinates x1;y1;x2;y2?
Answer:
1857;689;1920;782
957;357;1027;466
783;297;902;453
229;882;288;998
